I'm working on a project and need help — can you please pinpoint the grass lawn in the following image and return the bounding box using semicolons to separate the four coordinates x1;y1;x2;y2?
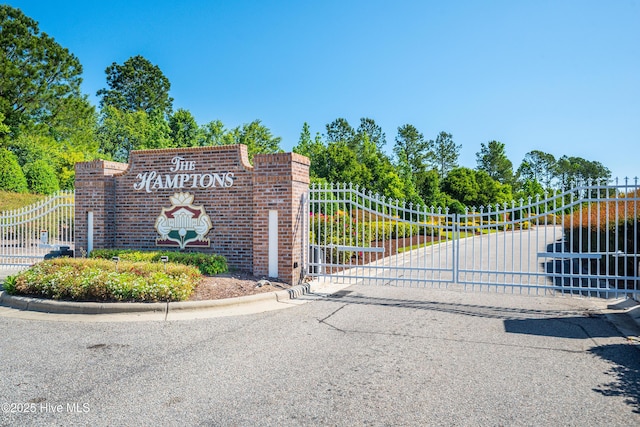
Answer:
0;191;46;212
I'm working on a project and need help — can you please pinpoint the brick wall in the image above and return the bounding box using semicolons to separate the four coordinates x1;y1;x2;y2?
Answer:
75;160;128;254
253;152;310;285
74;145;310;285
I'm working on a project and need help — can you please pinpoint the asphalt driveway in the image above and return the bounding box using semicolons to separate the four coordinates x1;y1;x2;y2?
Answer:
1;283;639;426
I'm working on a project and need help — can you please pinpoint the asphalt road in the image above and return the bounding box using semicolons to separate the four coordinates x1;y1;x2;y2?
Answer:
1;282;639;426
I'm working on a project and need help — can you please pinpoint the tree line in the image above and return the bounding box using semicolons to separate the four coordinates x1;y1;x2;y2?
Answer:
293;120;611;212
0;5;611;211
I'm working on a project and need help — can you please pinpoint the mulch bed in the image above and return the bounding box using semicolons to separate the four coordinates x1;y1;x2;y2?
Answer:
188;272;290;301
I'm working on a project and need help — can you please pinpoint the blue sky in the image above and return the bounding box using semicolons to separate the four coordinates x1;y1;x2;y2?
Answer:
10;0;640;180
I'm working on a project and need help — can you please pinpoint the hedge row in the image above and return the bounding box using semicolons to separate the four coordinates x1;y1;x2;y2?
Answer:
562;196;640;287
310;217;433;245
4;258;201;302
90;249;228;275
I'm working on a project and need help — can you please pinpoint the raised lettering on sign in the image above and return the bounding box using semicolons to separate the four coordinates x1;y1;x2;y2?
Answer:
133;156;234;193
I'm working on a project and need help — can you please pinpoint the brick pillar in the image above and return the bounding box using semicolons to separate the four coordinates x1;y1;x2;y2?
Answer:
74;160;128;255
253;153;310;285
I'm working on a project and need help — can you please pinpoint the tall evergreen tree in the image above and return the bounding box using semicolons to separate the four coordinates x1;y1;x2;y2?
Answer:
555;156;611;189
476;140;513;184
97;55;173;118
325;118;356;146
430;131;460;178
394;124;432;178
357;117;386;151
293;122;325;178
516;150;556;188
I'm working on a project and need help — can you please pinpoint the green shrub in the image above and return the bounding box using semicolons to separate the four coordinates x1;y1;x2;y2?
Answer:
90;249;228;275
23;160;60;195
2;275;17;293
6;258;201;302
163;252;227;275
90;249;157;262
447;199;466;215
310;215;429;247
309;213;437;264
0;148;27;193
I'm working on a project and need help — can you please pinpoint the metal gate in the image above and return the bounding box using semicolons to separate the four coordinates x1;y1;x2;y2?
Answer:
307;181;639;298
0;191;75;270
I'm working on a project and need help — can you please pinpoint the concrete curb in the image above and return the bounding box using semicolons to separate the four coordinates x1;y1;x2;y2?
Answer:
605;297;640;341
2;274;639;332
0;282;317;316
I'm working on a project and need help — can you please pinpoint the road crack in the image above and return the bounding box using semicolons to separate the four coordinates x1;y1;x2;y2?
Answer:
317;304;348;332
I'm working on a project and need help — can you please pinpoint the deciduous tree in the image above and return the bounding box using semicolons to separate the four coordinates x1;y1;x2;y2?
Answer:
169;109;199;148
198;120;234;146
0;5;84;133
97;106;171;162
23;159;59;194
227;120;282;161
417;169;442;207
475;170;511;206
0;113;10;138
441;167;477;207
441;167;510;208
323;140;371;187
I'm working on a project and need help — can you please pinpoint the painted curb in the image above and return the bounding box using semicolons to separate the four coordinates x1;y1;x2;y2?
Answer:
0;283;314;315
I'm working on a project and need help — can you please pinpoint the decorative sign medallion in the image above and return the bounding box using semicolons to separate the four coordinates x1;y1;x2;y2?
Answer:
155;192;212;249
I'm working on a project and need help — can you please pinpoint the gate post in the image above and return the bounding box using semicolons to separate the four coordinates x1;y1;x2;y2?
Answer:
453;213;459;283
252;153;310;285
74;160;128;256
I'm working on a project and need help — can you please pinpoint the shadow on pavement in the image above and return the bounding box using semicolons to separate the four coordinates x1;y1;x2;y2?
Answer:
326;291;640;413
327;292;585;321
326;292;630;340
588;344;640;414
503;316;617;339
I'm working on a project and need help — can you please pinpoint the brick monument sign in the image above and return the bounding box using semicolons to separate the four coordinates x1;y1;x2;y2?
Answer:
74;145;310;285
